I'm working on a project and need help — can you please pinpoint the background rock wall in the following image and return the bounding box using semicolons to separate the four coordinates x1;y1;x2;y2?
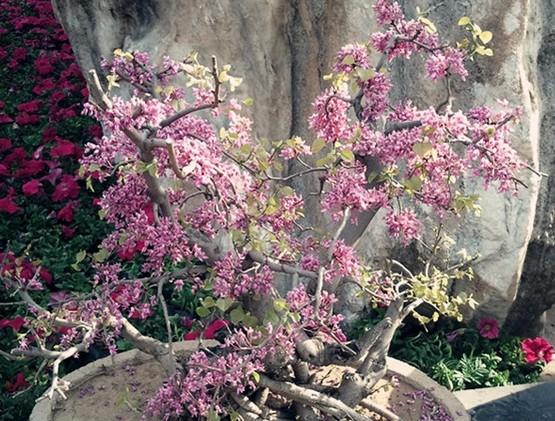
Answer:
51;0;553;333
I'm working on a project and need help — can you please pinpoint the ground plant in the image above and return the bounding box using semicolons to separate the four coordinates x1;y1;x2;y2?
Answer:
0;0;548;420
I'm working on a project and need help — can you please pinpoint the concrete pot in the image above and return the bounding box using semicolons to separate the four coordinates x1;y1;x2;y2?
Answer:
30;342;469;420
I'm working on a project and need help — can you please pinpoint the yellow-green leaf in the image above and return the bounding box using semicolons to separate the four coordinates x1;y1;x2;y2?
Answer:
342;55;355;65
356;68;375;82
311;137;326;154
196;306;211;318
230;307;245;323
75;250;86;264
418;16;437;34
340;149;355;162
413;142;434;158
457;16;471;26
273;298;288;312
216;298;234;312
479;31;493;44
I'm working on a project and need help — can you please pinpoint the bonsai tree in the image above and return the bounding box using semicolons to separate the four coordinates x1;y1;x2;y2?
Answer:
1;1;539;419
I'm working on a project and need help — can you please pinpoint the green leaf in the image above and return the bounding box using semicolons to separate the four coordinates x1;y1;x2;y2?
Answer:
206;409;220;421
475;46;494;56
273;298;289;312
230;307;245;323
86;177;94;192
93;248;109;263
216;298;233;312
340;149;355;162
342;55;355;65
413;142;434;158
418;16;437;33
229;412;241;421
479;31;493;44
404;176;423;192
75;250;86;264
311;137;326;154
196;306;211;318
242;97;254;106
356;68;375;82
244;314;258;327
458;16;471;26
202;297;216;308
228;76;243;92
252;372;260;383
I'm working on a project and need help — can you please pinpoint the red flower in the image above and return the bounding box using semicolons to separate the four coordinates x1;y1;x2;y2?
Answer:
15;112;41;126
183;320;229;341
15;159;45;178
117;245;136;261
183;331;200;340
0;316;25;332
5;372;29;394
0;138;12;152
204;319;229;339
88;125;102;138
0;48;7;61
52;175;80;201
56;202;74;222
35;56;54;75
61;225;75;238
39;268;53;285
0;197;21;214
13;47;27;62
0;114;13;124
42;127;57;141
16;100;42;113
0;164;9;176
522;337;554;364
22;179;42;196
50;138;76;157
477;317;500;339
32;78;55;95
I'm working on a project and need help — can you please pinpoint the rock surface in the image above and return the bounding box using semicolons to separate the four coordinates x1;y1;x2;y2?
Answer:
51;0;553;324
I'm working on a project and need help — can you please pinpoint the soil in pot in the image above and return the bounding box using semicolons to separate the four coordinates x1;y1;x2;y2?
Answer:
34;344;466;421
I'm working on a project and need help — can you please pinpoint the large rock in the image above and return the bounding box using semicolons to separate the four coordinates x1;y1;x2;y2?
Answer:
52;0;550;323
504;0;555;336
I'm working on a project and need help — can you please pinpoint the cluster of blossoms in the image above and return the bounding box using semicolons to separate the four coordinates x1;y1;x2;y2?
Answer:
147;325;294;420
212;253;273;298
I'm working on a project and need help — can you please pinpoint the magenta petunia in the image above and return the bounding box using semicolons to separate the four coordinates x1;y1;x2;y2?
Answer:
22;179;42;196
522;337;554;364
51;175;80;201
477;317;500;339
0;316;25;332
0;196;21;214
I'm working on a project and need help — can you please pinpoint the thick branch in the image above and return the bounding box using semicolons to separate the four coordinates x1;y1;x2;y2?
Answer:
121;319;179;375
258;375;371;421
248;251;318;279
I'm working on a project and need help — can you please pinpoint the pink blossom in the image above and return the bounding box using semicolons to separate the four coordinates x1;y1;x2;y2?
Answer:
334;43;370;73
308;87;352;143
385;209;421;245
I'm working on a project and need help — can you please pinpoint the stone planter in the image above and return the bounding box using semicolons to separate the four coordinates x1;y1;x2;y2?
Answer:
31;342;469;421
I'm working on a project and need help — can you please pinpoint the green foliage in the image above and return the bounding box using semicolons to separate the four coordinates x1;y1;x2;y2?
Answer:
352;311;543;391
